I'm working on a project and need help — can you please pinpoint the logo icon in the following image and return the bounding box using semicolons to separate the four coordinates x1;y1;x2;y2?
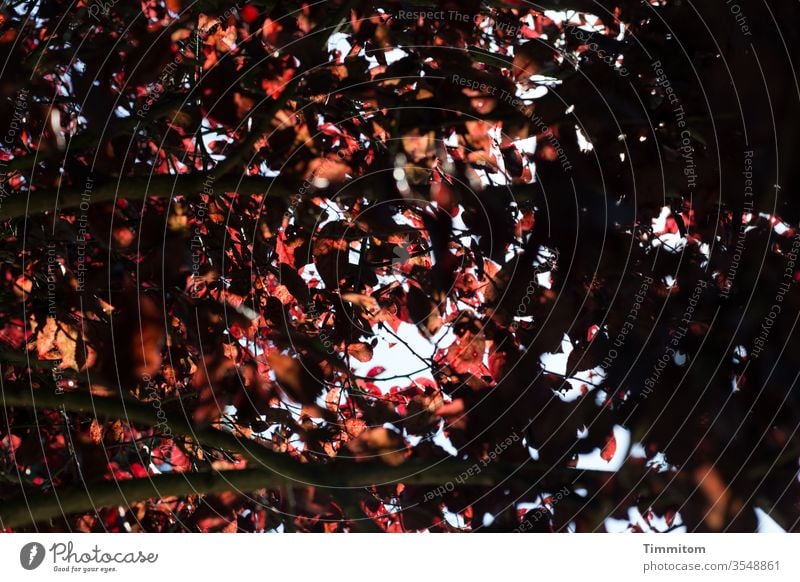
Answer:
20;542;45;570
392;245;410;266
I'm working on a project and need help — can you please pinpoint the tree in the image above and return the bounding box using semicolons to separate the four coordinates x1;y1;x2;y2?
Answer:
0;0;798;532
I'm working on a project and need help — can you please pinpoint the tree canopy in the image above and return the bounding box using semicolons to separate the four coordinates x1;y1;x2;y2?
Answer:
0;0;798;532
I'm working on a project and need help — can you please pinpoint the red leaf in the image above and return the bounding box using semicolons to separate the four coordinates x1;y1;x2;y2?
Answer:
130;463;148;478
601;434;617;462
240;4;259;24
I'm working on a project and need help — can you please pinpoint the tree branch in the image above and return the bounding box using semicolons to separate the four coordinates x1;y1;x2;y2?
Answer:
0;387;569;530
1;386;316;483
0;468;286;530
0;174;291;220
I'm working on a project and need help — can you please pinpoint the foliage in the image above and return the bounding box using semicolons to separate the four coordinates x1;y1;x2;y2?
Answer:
0;0;798;532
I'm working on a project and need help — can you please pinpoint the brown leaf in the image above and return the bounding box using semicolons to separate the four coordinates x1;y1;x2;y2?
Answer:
192;351;236;427
341;292;379;315
445;332;487;377
345;427;407;466
267;353;323;405
89;419;103;445
132;294;164;379
347;342;373;363
33;317;87;371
